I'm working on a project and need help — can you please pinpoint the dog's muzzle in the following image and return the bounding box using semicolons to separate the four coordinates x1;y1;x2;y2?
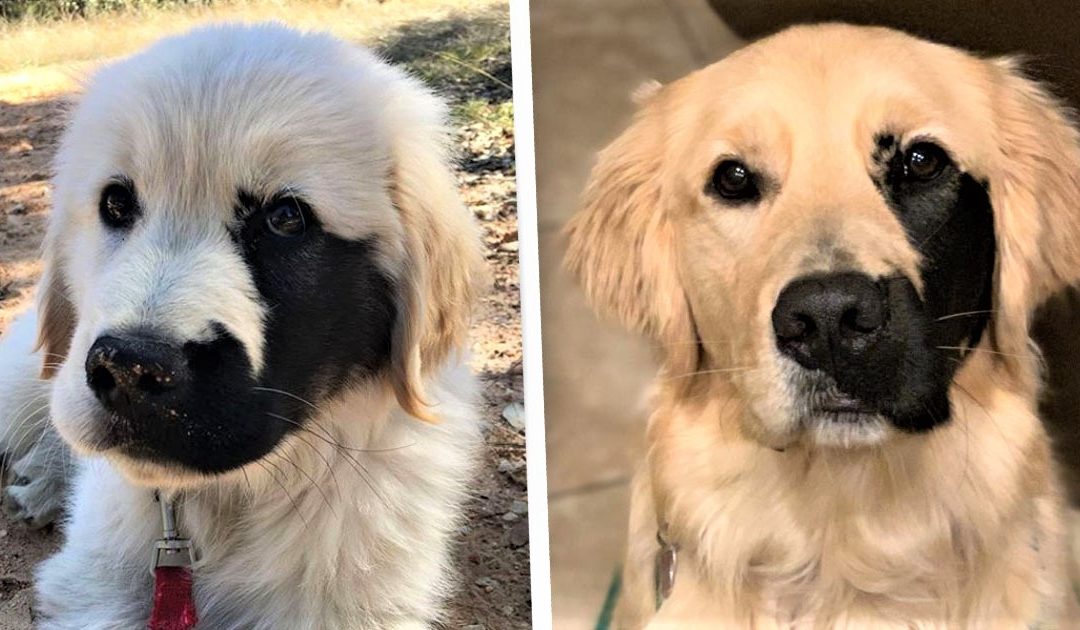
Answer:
772;272;887;374
79;325;282;473
771;271;951;432
86;332;192;416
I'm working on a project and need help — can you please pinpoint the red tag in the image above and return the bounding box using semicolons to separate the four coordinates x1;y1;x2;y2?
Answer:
148;566;198;630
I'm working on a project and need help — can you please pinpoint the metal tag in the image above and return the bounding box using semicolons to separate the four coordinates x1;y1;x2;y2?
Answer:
654;531;678;609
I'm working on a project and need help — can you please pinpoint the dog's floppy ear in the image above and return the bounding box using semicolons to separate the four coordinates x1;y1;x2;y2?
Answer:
34;243;76;379
384;76;485;421
987;59;1080;362
564;92;698;378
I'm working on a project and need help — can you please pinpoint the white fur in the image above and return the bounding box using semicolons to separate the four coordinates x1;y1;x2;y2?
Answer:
34;347;480;629
0;23;483;629
0;315;68;528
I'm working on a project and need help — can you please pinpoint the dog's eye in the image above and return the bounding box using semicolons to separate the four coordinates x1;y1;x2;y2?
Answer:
709;160;759;202
265;199;307;237
904;142;950;181
99;182;139;229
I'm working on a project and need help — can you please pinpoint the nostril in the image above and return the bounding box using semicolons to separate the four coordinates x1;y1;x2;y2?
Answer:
775;313;815;341
840;299;886;335
85;332;186;407
840;307;868;333
88;365;117;397
794;314;816;339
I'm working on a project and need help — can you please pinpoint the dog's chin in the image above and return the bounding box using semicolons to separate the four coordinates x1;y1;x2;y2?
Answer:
801;412;894;448
52;394;274;488
54;418;226;489
104;453;218;489
746;409;895;450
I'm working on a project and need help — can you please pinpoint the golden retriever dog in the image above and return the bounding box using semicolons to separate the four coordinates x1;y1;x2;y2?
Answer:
0;24;484;629
567;23;1080;627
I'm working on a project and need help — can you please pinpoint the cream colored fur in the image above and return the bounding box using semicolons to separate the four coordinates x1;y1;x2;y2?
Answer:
0;23;485;629
567;23;1080;628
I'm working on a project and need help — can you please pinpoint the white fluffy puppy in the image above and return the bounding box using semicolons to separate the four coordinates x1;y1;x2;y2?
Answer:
0;23;485;629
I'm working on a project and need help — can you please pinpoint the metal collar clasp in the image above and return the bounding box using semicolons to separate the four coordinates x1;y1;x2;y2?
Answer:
150;491;194;575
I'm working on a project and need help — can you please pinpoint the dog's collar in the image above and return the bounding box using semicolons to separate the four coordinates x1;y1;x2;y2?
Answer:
148;491;198;630
653;526;678;610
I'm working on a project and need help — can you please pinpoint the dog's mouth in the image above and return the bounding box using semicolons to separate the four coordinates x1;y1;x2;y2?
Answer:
783;378;895;447
810;391;877;417
770;272;965;440
81;400;294;479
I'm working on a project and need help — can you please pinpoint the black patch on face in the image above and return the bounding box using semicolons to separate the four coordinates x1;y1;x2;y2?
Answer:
235;190;397;412
872;134;997;430
87;191;397;474
773;136;996;434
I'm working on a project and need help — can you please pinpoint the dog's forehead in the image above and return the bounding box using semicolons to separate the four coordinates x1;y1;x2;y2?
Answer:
63;25;398;242
670;24;997;173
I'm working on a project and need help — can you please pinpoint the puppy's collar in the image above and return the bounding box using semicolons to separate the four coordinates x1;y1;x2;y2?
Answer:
148;491;198;630
654;526;678;610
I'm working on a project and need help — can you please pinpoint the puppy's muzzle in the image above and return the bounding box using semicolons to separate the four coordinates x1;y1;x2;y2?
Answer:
83;326;252;457
78;325;284;473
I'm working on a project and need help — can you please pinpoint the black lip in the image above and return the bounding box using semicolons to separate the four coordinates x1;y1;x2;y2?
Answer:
818;406;877;415
813;393;878;416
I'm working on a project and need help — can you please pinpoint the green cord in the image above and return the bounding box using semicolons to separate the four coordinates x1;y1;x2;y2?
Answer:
595;568;622;630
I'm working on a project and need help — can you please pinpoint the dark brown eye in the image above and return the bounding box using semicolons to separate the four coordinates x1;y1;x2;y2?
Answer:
265;199;307;237
904;142;949;180
99;181;139;229
709;160;759;202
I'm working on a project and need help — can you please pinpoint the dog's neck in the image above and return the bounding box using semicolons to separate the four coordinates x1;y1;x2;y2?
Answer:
645;352;1059;623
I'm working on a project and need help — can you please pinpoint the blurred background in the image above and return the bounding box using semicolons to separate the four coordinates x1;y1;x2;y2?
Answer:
533;1;1080;627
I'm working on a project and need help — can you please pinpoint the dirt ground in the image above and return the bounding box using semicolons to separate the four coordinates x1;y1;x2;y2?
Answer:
0;4;526;629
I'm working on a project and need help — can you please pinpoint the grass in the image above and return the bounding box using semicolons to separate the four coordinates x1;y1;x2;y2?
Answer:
0;0;512;133
0;0;507;74
375;8;511;128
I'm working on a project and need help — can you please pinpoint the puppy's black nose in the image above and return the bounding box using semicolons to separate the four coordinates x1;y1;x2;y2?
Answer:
86;333;187;412
772;272;888;371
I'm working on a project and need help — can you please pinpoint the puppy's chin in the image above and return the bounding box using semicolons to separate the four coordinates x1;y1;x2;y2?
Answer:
104;454;216;489
50;407;219;489
50;370;275;488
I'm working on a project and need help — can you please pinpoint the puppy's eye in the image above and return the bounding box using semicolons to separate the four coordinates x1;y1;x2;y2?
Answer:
904;142;950;181
99;182;139;229
709;160;759;202
265;199;307;237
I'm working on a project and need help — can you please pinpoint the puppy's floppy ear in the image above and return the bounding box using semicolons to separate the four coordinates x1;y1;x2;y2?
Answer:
384;76;486;421
564;92;699;378
987;59;1080;361
34;242;76;379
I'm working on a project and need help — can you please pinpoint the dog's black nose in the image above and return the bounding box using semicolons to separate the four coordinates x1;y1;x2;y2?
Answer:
85;333;188;412
772;272;888;370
